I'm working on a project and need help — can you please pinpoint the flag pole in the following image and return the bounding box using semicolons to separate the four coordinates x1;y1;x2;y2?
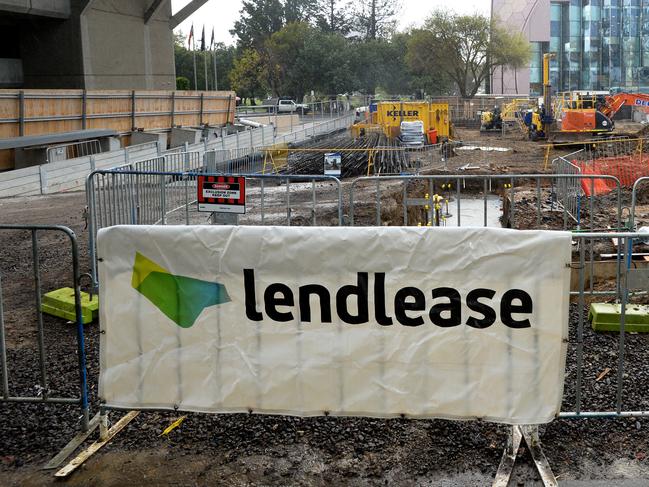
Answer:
192;41;197;91
204;51;209;91
213;50;218;91
211;27;218;91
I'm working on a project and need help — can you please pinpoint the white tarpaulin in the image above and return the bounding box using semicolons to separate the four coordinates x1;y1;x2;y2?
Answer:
98;225;571;424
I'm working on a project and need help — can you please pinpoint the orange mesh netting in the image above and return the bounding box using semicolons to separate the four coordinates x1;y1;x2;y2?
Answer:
576;154;649;196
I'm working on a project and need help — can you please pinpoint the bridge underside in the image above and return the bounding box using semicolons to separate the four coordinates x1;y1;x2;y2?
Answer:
0;0;210;89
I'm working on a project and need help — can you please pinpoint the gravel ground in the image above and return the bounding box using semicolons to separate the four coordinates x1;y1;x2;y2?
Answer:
2;151;649;485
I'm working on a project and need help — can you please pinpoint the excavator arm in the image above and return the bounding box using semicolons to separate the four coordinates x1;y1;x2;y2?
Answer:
601;93;649;119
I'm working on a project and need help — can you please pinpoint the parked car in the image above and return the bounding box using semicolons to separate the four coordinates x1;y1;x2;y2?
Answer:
266;97;311;114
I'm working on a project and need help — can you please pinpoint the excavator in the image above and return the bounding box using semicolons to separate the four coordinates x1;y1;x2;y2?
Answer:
480;105;503;132
548;91;649;140
523;52;649;140
480;99;532;134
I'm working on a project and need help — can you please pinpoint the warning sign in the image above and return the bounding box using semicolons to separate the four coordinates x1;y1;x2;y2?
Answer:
197;175;246;214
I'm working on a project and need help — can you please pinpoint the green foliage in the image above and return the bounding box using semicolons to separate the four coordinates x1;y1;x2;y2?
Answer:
175;41;236;91
176;76;190;90
229;49;269;100
175;6;531;100
353;0;401;40
406;10;532;98
230;0;287;49
314;0;353;34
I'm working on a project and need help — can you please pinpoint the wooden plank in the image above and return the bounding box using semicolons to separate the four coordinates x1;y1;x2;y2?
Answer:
54;411;139;478
42;412;101;470
0;89;236;170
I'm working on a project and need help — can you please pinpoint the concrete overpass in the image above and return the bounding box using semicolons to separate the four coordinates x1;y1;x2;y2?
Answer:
0;0;209;89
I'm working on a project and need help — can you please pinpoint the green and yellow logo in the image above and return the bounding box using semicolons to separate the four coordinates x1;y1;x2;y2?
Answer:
131;252;230;328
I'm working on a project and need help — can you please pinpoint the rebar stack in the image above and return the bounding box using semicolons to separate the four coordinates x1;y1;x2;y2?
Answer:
279;133;413;177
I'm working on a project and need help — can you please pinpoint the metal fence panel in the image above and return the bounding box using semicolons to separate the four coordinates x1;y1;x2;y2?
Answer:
0;225;90;432
348;174;622;232
552;155;583;225
86;169;343;288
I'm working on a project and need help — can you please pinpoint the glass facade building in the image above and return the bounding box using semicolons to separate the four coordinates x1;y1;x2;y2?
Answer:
541;0;649;94
493;0;649;94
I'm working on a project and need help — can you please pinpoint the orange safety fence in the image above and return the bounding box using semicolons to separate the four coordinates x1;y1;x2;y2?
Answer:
576;154;649;196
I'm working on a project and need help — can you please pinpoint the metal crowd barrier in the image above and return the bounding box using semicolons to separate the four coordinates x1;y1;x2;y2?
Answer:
0;225;90;431
552;155;583;224
86;169;343;288
349;173;622;230
46;139;102;163
560;231;649;419
630;176;649;230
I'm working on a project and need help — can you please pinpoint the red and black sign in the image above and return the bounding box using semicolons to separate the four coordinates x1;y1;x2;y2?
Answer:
197;175;246;214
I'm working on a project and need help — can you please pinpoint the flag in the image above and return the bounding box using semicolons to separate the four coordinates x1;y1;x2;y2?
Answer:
188;24;194;50
200;25;205;51
210;27;215;50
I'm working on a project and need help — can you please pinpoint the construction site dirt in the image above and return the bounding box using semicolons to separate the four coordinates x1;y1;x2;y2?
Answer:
2;155;649;486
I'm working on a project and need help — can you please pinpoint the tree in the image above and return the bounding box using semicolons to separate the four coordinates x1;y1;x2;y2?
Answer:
263;22;312;98
284;0;318;23
314;0;353;34
406;11;528;98
490;25;530;94
353;0;401;40
231;0;285;50
176;76;190;90
229;49;269;102
301;29;357;95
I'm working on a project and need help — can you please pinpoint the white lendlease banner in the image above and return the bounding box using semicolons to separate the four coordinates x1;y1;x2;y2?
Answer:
98;225;571;424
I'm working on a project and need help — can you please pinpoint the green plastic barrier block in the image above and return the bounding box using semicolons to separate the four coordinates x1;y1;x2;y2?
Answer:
589;303;649;333
41;287;99;324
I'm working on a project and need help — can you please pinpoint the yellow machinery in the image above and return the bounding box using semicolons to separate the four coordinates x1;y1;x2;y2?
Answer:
480;98;534;134
501;98;534;121
480;107;502;132
373;101;451;141
524;53;555;140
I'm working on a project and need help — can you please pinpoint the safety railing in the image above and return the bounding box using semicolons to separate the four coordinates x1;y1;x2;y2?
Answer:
560;231;649;419
86;169;343;288
552;154;583;225
348;173;622;231
630;176;649;230
46;139;102;163
235;99;355;118
204;147;265;175
0;225;90;432
203;139;460;179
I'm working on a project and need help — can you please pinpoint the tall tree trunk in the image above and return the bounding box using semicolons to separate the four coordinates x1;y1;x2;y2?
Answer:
370;0;376;39
514;68;518;94
501;66;504;94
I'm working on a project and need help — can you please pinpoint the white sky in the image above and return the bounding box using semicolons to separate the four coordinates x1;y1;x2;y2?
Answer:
171;0;491;46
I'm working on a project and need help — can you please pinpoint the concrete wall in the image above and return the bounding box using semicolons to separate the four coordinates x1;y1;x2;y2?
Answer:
2;0;175;89
130;131;167;148
20;4;85;88
81;0;175;89
0;0;70;18
0;58;23;86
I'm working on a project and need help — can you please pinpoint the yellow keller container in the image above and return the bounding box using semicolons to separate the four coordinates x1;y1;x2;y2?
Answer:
374;102;450;140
